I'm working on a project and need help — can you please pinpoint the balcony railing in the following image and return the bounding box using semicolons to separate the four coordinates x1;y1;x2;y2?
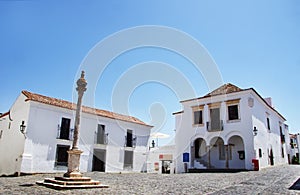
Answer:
125;136;137;148
206;120;223;132
94;132;109;145
56;125;74;140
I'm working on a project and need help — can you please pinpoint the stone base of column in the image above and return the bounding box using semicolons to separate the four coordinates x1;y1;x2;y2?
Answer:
36;148;109;190
64;149;83;178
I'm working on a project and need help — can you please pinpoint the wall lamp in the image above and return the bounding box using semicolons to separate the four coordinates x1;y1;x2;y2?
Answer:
20;121;26;134
253;126;258;136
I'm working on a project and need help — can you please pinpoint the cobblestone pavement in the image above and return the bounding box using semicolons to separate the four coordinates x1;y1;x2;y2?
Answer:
0;165;300;194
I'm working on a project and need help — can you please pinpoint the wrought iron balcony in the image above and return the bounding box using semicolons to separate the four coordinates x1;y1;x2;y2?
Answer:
94;132;109;145
206;120;224;132
125;136;137;148
56;125;74;140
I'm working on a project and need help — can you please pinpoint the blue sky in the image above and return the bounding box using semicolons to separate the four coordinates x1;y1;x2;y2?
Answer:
0;1;299;145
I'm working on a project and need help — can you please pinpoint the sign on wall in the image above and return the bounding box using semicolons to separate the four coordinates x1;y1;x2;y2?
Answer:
183;153;189;162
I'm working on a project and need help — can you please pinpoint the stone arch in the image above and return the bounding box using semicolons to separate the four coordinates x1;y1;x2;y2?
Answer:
224;131;244;145
207;135;225;146
208;136;226;169
190;136;207;168
227;135;245;169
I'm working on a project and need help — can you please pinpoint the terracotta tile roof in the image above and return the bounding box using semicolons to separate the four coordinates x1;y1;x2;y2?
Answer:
22;91;151;127
203;83;244;97
0;111;9;118
180;83;244;103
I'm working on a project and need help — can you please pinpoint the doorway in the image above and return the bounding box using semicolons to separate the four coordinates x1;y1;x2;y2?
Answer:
161;160;171;174
269;149;274;166
92;149;106;172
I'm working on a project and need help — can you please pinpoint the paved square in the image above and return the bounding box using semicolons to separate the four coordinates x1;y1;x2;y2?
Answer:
1;165;300;194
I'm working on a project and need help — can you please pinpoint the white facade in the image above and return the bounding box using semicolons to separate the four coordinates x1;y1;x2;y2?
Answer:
174;84;289;173
147;145;175;174
0;91;152;176
289;133;300;164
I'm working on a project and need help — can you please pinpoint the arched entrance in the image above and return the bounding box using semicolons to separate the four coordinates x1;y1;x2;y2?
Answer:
227;135;245;169
191;138;207;168
209;137;226;169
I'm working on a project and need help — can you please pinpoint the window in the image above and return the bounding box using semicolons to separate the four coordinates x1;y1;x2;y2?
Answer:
55;145;70;166
59;118;71;140
210;108;221;131
126;130;133;147
194;110;203;125
192;105;204;126
279;125;285;143
124;150;133;169
290;139;294;149
226;99;240;121
96;124;106;144
267;117;270;131
228;105;239;120
259;148;262;158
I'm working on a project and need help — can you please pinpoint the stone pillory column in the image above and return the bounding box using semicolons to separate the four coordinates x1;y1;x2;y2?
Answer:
64;71;87;178
36;71;109;189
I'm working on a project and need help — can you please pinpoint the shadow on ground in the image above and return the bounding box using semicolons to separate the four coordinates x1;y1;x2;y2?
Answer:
289;178;300;190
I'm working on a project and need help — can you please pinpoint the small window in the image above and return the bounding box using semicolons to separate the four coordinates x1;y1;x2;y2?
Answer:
194;110;203;125
267;118;271;131
55;145;70;166
228;105;239;120
0;130;3;139
259;148;262;158
280;126;285;143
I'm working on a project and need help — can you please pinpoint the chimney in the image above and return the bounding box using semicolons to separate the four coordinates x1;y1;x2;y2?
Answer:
264;97;273;107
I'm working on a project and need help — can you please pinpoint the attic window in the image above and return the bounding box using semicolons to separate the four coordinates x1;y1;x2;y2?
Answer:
267;117;271;131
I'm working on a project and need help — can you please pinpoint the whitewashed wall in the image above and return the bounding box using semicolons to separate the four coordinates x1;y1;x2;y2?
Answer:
0;94;30;175
174;89;289;173
22;101;151;173
1;92;151;174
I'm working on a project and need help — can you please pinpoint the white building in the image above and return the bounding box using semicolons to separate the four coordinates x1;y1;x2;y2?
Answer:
147;144;175;174
0;91;152;176
173;83;289;173
289;133;300;164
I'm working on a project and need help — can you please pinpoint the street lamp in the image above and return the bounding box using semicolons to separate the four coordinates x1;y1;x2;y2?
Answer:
253;126;258;136
20;121;26;134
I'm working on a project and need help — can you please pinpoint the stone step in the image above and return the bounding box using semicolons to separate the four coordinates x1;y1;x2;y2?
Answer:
188;168;247;173
44;178;100;186
54;176;92;182
194;160;207;169
36;180;109;190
